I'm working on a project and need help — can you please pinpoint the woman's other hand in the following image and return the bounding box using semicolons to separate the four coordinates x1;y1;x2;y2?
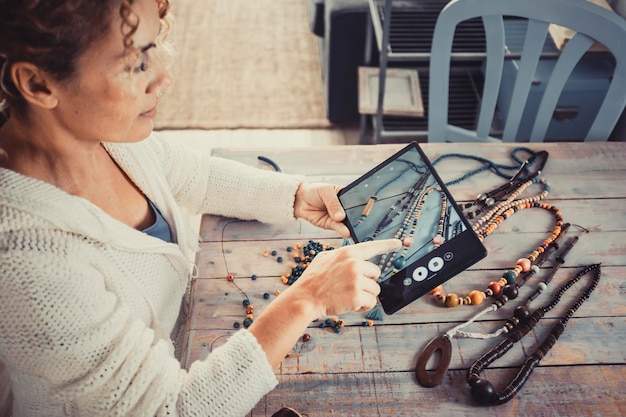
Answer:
293;183;350;238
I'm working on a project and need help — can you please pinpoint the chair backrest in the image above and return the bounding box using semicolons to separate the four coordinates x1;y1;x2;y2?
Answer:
428;0;626;142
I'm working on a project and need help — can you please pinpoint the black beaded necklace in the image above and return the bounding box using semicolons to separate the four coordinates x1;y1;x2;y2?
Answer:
467;263;601;405
415;225;573;387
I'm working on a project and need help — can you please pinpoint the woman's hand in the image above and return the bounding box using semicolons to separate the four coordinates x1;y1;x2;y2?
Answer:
249;238;401;368
284;238;402;318
293;182;350;238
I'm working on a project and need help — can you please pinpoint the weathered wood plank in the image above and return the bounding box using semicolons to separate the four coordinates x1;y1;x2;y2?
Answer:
187;316;625;374
199;198;626;242
246;366;626;417
193;231;626;282
211;143;626;178
209;144;626;204
188;266;626;331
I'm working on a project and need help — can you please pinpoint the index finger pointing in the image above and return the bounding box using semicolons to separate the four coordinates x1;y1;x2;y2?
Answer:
342;239;402;260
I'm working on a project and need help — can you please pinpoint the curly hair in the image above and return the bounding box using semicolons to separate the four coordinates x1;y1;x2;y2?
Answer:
0;0;170;120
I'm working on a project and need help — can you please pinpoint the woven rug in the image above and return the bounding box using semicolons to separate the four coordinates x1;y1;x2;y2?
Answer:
154;0;331;130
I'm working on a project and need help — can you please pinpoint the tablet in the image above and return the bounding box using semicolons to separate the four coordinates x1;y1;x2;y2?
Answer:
337;142;487;314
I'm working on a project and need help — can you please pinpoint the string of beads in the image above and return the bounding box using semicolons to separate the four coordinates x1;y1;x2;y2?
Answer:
466;263;601;405
414;225;573;388
430;200;564;308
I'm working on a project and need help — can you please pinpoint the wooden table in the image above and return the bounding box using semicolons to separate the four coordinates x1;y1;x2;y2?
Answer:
185;142;626;416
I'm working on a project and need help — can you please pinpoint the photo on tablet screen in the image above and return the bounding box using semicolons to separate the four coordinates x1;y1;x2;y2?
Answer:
338;142;486;314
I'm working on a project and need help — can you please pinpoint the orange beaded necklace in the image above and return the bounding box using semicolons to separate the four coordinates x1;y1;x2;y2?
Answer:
430;174;561;308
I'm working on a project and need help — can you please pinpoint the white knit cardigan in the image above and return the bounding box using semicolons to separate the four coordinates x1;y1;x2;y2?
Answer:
0;134;304;416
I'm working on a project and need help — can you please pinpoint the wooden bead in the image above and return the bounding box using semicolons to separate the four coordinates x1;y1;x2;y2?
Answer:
488;282;502;296
469;290;486;305
445;293;460;307
516;258;531;272
502;270;517;284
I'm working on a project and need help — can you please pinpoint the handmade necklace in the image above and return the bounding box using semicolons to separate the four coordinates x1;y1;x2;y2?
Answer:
467;263;601;405
363;176;427;240
415;224;573;387
431;147;546;187
377;185;448;277
459;151;548;219
353;159;427;228
430;179;561;308
366;149;551;322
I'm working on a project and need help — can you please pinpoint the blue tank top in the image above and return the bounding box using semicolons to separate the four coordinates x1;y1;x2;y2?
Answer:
143;200;172;243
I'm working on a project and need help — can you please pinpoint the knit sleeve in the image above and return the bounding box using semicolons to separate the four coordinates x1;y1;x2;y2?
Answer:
0;231;277;416
131;135;304;224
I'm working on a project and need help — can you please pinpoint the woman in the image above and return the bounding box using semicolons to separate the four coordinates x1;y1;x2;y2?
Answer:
0;0;400;415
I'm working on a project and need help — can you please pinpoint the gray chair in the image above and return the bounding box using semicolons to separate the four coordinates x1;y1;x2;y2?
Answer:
428;0;626;142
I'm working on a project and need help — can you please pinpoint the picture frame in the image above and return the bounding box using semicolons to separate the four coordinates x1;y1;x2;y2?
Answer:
358;66;425;117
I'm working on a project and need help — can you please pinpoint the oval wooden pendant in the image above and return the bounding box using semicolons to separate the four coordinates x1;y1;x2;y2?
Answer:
415;335;452;388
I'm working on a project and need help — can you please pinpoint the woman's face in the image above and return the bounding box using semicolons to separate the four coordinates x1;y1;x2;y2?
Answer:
50;0;171;143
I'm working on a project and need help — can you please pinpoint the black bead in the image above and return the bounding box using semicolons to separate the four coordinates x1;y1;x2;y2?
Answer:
503;284;519;300
514;305;531;320
471;379;496;405
466;372;480;384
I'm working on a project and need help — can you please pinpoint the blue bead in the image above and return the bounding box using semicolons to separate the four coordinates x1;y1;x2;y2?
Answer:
233;322;240;329
243;299;250;307
263;292;270;300
393;256;406;269
502;270;516;285
251;274;258;280
271;250;277;256
286;247;293;252
276;257;283;263
243;318;253;328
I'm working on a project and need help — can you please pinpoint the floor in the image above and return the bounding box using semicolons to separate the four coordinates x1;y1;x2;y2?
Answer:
157;126;362;236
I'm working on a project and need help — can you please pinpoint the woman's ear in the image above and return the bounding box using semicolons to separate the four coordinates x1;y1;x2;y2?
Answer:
10;62;59;109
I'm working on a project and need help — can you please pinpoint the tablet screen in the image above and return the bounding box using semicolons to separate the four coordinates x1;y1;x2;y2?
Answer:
338;142;487;314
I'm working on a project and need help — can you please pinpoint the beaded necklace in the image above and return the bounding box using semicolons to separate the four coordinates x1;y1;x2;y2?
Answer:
430;174;560;308
362;174;428;240
354;159;427;228
414;149;577;388
415;227;574;387
376;184;448;279
467;263;601;405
